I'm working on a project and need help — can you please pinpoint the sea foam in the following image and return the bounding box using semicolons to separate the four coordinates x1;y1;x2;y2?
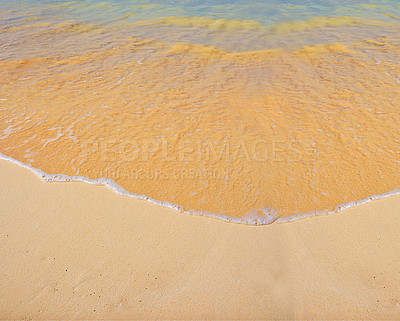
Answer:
1;152;399;226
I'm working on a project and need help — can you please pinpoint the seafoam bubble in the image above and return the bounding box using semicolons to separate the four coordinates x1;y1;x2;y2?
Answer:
2;151;400;226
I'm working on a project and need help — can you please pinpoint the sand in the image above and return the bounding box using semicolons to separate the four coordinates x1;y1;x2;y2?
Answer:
3;37;400;219
0;157;400;319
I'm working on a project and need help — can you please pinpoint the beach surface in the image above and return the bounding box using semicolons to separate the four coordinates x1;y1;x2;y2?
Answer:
1;157;400;319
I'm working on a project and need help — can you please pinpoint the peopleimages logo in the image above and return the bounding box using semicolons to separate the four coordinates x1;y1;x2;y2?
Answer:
82;136;318;163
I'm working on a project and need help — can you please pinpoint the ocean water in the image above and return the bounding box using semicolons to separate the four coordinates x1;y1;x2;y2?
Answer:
1;0;400;223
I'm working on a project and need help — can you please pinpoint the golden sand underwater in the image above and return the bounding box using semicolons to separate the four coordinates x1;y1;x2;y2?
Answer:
1;14;400;222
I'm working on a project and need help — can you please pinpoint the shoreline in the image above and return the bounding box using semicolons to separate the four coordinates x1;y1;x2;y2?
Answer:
1;157;400;319
2;152;400;226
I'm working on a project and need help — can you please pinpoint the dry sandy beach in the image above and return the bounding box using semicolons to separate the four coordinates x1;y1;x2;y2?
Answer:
1;158;400;319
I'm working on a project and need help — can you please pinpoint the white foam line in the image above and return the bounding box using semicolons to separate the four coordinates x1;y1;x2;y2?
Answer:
1;151;399;226
276;189;400;224
0;152;276;226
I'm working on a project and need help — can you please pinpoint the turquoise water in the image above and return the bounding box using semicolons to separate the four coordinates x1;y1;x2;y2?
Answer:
1;0;400;57
2;0;400;26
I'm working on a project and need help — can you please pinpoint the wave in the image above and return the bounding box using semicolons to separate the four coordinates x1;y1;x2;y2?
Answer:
269;15;389;33
131;15;392;33
2;35;400;219
153;16;266;31
0;152;278;225
1;151;399;226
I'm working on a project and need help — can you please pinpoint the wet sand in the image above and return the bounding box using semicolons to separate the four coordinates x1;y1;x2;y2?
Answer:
2;37;400;220
1;158;399;319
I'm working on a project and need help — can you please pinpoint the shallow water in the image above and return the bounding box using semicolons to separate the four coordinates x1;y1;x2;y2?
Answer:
1;0;400;223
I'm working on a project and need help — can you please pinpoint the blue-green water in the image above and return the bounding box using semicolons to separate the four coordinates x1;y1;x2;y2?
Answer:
1;0;400;57
2;0;400;26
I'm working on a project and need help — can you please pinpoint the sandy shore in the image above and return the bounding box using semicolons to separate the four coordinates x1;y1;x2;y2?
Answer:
0;158;399;319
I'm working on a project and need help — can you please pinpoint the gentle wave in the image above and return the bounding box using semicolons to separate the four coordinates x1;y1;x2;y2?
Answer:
2;0;400;53
1;36;400;219
2;0;400;224
1;151;399;226
0;152;279;225
136;15;391;33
